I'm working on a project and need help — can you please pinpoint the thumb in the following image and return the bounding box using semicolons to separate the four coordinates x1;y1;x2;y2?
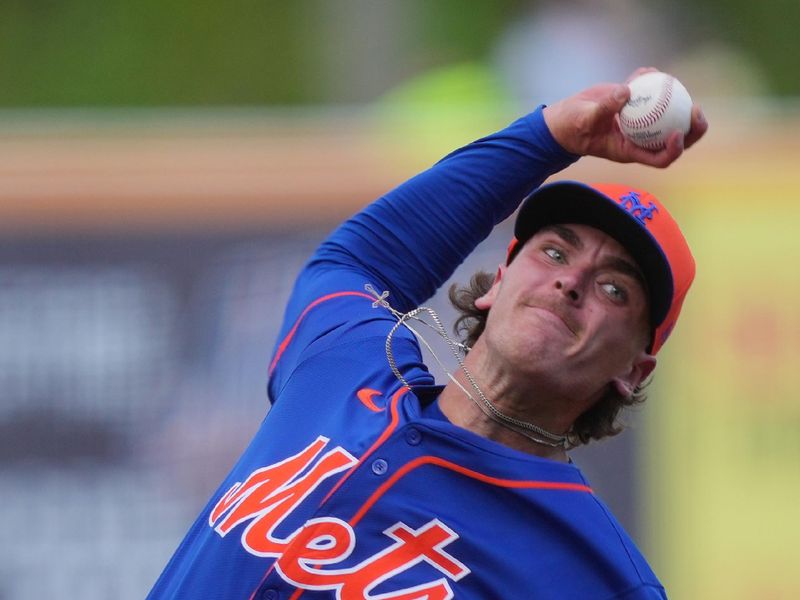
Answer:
603;84;630;115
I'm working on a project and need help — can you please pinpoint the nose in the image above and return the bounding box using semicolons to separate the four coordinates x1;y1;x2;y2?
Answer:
554;274;582;303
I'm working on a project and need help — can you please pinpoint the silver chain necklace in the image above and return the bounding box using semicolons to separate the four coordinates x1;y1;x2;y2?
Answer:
365;284;569;449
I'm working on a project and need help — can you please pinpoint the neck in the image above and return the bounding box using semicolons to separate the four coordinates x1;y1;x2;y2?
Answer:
438;340;581;462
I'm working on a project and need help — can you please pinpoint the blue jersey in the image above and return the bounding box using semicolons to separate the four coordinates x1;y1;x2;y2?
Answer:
148;108;667;599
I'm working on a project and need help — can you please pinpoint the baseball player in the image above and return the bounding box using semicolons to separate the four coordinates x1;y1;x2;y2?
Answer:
148;71;707;599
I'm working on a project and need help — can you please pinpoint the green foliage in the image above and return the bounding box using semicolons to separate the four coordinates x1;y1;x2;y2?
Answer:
0;0;529;107
654;0;800;96
697;0;799;96
0;0;323;106
0;0;796;107
414;0;525;62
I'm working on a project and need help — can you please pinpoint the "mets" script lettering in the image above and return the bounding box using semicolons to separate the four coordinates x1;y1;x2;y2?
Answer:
208;436;470;598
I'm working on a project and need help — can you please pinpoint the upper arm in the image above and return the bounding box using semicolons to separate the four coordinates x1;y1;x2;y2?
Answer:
266;107;577;396
306;108;578;311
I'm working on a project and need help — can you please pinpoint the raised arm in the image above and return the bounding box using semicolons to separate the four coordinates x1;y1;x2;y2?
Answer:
268;76;707;390
308;77;706;311
310;107;575;312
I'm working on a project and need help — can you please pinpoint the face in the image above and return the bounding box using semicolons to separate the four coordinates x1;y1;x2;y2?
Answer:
475;223;656;404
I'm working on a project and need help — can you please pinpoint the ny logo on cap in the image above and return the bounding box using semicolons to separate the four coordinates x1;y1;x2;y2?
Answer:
618;191;659;224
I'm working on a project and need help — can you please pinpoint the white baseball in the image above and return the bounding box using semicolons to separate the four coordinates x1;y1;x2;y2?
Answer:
619;72;692;150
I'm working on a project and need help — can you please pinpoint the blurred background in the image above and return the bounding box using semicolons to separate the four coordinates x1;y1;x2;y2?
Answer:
1;0;799;597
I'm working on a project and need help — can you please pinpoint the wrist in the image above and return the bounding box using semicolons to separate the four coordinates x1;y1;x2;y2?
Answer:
537;104;582;163
542;102;579;155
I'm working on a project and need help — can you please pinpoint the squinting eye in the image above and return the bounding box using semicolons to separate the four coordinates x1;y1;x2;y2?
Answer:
544;247;566;262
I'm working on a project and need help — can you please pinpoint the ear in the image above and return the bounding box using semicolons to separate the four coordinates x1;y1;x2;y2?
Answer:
612;352;657;398
474;264;505;311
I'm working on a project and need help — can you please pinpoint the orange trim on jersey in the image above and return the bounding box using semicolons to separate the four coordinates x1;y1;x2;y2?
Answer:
261;388;407;600
319;387;407;506
268;291;375;376
248;563;279;600
350;455;593;527
356;388;384;412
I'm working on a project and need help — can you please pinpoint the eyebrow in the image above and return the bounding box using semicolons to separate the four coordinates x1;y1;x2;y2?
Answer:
604;256;648;291
541;225;648;291
541;224;583;250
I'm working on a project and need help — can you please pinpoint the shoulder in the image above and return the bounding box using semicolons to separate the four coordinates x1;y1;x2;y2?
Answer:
577;493;666;597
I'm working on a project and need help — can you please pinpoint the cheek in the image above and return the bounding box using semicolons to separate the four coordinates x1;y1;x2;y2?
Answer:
584;305;647;351
603;313;649;358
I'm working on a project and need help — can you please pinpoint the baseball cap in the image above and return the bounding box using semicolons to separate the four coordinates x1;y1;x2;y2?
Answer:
506;181;695;355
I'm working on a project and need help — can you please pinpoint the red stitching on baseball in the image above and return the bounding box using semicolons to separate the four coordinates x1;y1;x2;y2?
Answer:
620;76;674;131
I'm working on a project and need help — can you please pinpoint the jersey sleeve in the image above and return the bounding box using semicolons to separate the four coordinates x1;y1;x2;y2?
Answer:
267;107;578;397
